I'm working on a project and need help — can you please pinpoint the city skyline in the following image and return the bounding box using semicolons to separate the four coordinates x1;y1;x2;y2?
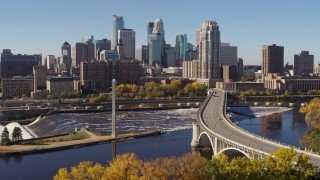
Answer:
0;0;319;65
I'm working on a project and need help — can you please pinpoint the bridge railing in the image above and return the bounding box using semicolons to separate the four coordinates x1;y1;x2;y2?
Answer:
219;90;320;158
197;89;269;157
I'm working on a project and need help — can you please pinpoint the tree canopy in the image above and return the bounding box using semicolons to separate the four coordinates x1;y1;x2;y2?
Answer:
116;80;207;100
54;148;319;180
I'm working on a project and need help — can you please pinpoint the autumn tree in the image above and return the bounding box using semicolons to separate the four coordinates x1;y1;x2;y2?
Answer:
12;127;23;144
183;83;194;97
1;127;10;145
104;153;143;179
142;153;208;180
54;150;318;180
54;161;106;180
144;82;159;99
300;98;320;129
261;147;318;179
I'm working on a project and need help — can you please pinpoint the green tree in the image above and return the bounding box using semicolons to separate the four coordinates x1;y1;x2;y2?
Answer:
1;127;10;145
300;128;320;153
12;127;23;144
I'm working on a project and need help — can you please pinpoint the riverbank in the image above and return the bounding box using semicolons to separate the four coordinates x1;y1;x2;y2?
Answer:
0;129;162;156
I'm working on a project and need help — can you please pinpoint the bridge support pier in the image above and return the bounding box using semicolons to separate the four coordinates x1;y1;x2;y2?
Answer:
214;137;218;155
191;122;199;147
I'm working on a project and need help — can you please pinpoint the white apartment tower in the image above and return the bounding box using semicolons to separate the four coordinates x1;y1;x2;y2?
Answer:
199;21;221;79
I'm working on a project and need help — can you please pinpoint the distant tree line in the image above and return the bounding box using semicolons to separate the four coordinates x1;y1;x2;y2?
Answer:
54;148;319;180
115;80;207;100
233;89;320;98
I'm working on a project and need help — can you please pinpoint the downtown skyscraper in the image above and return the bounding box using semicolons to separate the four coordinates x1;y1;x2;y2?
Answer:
147;19;167;67
199;21;221;79
175;34;188;62
61;42;72;70
111;15;125;50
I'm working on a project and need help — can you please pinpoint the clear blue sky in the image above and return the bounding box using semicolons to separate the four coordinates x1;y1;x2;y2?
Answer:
0;0;319;65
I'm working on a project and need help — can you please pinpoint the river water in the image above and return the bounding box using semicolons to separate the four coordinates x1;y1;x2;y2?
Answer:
0;105;310;179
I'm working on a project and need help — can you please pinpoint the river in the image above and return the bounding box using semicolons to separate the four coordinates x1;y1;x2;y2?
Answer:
0;105;310;179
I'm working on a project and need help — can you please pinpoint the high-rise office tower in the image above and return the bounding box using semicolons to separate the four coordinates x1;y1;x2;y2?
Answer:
262;44;284;77
111;15;125;50
94;39;111;60
118;29;135;59
136;45;147;63
237;58;244;79
175;34;188;62
196;29;201;46
148;19;167;67
294;51;314;76
165;44;176;67
148;34;163;65
61;42;72;70
72;42;95;67
199;21;221;79
220;43;237;66
46;55;56;70
146;22;154;64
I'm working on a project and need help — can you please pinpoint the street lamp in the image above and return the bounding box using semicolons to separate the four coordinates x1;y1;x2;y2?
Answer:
111;61;117;138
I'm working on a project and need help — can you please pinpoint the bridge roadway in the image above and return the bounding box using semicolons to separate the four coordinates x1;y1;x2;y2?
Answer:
200;89;320;166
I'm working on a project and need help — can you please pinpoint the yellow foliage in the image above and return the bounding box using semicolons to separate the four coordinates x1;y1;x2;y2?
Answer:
54;150;318;180
54;168;71;180
300;98;320;129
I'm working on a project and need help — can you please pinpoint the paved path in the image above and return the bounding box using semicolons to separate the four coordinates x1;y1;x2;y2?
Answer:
0;129;161;155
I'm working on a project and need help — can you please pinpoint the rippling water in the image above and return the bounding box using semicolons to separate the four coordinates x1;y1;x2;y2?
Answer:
0;105;311;180
28;108;198;137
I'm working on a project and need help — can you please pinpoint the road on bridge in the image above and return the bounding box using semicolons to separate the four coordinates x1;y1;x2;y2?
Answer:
201;89;320;166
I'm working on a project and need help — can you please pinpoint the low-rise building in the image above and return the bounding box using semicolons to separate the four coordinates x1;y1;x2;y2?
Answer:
216;81;264;93
80;60;113;93
285;78;320;92
263;73;320;92
263;73;286;90
182;60;199;78
1;76;33;98
47;76;74;96
116;59;144;84
163;67;182;76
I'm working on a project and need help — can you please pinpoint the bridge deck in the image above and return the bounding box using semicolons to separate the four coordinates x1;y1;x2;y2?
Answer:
200;89;320;167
